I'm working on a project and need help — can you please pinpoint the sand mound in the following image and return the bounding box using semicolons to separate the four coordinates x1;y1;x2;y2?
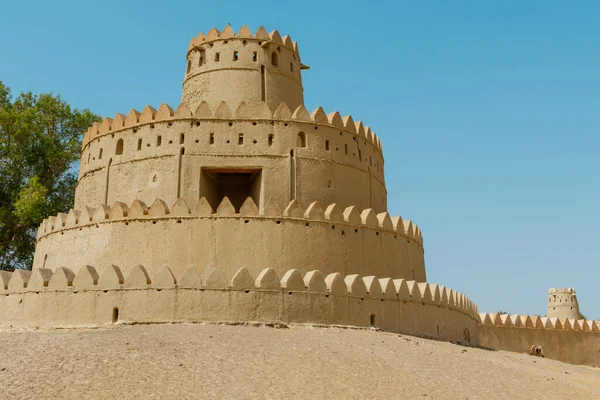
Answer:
0;324;598;399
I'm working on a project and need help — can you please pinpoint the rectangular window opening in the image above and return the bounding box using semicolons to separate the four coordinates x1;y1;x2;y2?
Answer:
199;168;262;213
344;144;348;155
260;65;266;101
157;135;162;147
268;133;273;146
180;133;185;144
252;52;258;62
215;52;220;62
233;51;239;61
238;133;244;145
137;138;142;151
209;133;214;145
325;140;330;151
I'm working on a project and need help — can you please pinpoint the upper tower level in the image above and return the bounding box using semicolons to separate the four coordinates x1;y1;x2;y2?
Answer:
547;287;580;319
182;25;306;112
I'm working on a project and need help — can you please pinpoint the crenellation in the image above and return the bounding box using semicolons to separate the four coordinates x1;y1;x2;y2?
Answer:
231;267;254;290
98;265;125;289
360;208;377;227
216;196;236;215
280;269;305;291
73;265;100;290
204;266;228;288
255;268;280;290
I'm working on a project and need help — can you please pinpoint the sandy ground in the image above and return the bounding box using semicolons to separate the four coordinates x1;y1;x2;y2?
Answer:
0;323;598;400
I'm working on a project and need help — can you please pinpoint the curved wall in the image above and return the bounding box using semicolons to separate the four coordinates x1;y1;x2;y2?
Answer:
0;264;478;346
33;197;424;282
183;33;304;112
77;102;386;213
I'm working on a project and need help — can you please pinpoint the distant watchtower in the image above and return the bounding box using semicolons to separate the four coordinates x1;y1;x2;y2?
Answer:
547;288;580;319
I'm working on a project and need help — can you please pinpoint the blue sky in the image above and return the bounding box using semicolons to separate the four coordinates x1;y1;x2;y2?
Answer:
1;1;598;317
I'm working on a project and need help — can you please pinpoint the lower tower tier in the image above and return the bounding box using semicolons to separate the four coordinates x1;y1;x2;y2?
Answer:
34;197;425;281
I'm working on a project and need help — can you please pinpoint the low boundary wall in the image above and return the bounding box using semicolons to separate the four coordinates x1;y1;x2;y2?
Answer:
478;313;600;366
0;265;478;345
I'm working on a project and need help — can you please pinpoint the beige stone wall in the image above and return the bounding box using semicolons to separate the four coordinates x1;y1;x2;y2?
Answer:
478;313;600;366
33;197;425;282
77;102;386;213
182;26;304;112
0;265;478;345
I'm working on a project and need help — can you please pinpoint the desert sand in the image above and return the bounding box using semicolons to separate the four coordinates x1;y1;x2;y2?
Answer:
0;323;598;399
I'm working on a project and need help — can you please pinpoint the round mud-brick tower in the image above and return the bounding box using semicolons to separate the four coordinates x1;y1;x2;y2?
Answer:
547;288;580;319
34;25;426;283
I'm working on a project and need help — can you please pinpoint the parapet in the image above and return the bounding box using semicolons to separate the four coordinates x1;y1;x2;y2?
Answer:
81;101;383;155
478;312;598;331
187;25;300;57
37;196;422;245
548;287;576;294
478;312;600;366
0;264;478;345
34;196;425;281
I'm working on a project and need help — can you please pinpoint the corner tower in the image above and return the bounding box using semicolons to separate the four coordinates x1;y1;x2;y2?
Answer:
547;288;580;319
182;25;306;112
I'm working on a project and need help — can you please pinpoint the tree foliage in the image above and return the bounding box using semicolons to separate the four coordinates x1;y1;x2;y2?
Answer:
0;82;100;270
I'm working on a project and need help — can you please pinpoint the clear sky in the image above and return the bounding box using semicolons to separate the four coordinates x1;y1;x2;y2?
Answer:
1;1;598;317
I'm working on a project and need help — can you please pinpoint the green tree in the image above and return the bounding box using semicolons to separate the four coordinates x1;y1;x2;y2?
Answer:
0;82;100;270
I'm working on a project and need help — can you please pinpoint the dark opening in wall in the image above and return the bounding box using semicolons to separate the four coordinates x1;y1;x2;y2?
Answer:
290;62;293;72
215;52;220;62
370;314;376;327
238;133;244;145
344;144;348;155
325;140;330;151
296;132;306;148
99;148;103;159
252;52;257;62
268;134;274;146
180;133;185;144
260;65;266;101
199;49;205;66
115;139;124;155
199;168;262;212
157;135;162;147
187;61;191;74
112;307;119;323
137;138;142;151
271;51;278;66
358;149;362;161
209;133;214;144
233;51;239;61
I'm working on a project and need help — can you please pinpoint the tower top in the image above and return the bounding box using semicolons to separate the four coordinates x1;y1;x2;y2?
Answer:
187;25;302;57
182;25;307;112
547;287;580;319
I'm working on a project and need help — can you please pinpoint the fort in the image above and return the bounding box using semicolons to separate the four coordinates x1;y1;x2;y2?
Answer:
1;25;598;368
